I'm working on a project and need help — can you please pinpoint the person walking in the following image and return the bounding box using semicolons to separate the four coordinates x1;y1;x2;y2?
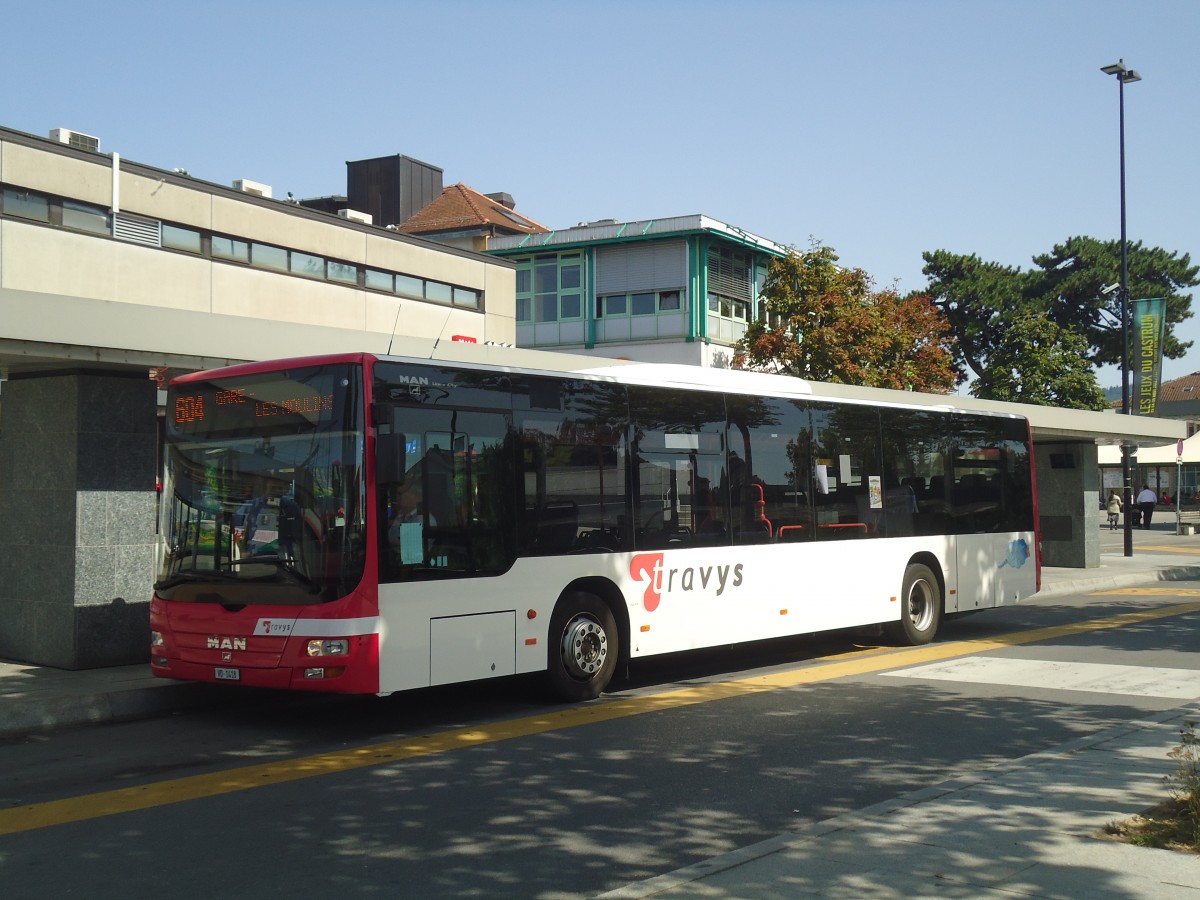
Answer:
1136;484;1159;530
1105;490;1123;530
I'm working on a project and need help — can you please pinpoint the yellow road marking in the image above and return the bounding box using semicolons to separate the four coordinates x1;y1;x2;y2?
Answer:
3;600;1200;836
1136;545;1200;556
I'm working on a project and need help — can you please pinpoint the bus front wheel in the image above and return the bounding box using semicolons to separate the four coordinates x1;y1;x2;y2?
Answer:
547;592;618;702
886;563;941;645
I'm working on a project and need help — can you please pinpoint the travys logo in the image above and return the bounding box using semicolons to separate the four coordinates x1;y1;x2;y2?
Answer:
630;553;744;612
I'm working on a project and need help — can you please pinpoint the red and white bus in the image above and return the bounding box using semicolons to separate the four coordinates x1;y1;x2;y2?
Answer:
151;344;1039;701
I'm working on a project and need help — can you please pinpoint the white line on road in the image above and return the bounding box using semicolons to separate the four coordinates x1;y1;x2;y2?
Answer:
883;657;1200;699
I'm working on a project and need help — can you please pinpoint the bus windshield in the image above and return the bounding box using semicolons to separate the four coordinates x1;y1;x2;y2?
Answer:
157;362;366;605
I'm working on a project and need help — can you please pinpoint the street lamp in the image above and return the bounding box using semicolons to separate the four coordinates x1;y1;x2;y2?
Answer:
1101;58;1141;557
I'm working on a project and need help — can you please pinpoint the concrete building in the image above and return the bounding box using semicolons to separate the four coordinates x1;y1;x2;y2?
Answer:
486;216;789;367
0;125;516;668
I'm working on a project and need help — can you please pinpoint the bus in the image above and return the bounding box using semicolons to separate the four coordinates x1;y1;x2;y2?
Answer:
151;342;1040;702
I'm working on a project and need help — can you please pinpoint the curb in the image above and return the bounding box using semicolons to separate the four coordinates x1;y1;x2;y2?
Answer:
1036;564;1200;598
0;681;218;738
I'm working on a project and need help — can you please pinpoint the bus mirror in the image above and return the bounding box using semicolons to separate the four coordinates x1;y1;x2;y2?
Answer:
376;433;408;485
370;402;392;428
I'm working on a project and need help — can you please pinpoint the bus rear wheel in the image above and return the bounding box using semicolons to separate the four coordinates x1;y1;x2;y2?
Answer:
547;592;618;702
886;563;941;645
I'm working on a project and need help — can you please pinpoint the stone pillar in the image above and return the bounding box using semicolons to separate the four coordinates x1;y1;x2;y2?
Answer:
1034;441;1100;568
0;372;158;668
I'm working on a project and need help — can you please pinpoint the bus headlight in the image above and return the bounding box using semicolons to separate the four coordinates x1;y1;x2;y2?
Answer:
151;631;165;647
306;639;349;657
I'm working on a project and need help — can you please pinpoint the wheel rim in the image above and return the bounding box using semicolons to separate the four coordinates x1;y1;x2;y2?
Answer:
906;577;936;632
560;615;608;681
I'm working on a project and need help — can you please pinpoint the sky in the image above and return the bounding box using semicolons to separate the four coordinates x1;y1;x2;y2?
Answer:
5;0;1197;389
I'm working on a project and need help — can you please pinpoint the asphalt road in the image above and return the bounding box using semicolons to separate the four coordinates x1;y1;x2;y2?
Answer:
2;583;1199;899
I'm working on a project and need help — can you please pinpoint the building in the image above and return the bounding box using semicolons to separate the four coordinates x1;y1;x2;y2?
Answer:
485;216;790;367
1156;372;1200;436
1099;372;1200;500
396;182;549;252
0;125;517;668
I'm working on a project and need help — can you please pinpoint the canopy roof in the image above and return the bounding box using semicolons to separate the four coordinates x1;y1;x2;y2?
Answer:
1098;431;1200;465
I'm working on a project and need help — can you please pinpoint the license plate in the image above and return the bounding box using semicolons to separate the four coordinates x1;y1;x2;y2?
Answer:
215;667;240;681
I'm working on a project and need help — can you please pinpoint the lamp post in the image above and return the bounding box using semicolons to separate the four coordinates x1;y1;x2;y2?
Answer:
1101;59;1141;557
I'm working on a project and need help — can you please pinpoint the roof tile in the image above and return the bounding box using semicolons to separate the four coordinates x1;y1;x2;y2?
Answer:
398;183;549;236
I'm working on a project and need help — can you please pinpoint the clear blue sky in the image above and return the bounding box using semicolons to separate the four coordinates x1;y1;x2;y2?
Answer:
6;0;1197;387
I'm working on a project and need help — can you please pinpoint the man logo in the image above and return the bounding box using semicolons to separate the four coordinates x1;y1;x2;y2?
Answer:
207;636;247;651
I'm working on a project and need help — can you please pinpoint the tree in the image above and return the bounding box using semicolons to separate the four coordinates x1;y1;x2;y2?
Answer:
736;241;957;392
969;313;1108;410
1034;237;1196;369
923;238;1198;391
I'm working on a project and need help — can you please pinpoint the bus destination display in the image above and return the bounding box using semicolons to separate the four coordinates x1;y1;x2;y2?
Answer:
173;385;335;429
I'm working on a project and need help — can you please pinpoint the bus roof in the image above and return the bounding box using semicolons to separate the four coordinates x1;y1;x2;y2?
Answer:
171;337;1018;422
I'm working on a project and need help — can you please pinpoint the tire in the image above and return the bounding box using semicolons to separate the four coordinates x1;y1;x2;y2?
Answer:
885;563;942;645
547;591;618;702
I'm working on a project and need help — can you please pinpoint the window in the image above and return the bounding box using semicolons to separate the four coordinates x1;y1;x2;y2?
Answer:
534;257;557;293
426;280;453;304
290;251;326;280
708;292;749;321
395;274;424;298
373;362;518;578
162;224;202;253
62;200;108;235
808;403;883;540
707;245;752;301
561;262;581;290
534;256;557;322
251;243;288;272
515;377;629;555
328;261;357;285
630;386;727;548
599;295;627;317
560;294;581;318
212;236;249;262
600;290;682;318
0;182;486;312
631;292;656;316
3;188;49;222
366;269;393;292
725;396;809;544
515;253;585;324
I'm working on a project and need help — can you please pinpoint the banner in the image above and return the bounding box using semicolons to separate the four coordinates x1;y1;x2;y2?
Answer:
1131;297;1167;416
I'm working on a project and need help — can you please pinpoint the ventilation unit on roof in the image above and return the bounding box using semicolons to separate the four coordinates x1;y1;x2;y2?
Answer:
232;178;272;198
338;208;373;225
50;128;100;153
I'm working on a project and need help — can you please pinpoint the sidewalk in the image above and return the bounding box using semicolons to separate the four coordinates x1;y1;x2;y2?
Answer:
600;706;1200;898
3;522;1200;899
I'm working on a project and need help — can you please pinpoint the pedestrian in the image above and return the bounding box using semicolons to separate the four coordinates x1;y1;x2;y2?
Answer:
1136;484;1158;530
1105;490;1123;530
